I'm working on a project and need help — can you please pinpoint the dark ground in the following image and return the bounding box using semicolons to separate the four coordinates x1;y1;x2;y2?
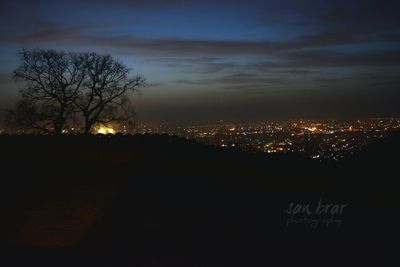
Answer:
0;133;399;266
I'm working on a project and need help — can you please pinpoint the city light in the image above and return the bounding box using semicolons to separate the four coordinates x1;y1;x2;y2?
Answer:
97;126;116;135
132;118;400;161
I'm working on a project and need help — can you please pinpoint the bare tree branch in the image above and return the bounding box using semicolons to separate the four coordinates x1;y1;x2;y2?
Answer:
8;49;145;134
74;52;145;134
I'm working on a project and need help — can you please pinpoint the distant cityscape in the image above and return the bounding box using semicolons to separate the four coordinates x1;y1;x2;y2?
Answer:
1;118;399;161
135;118;400;161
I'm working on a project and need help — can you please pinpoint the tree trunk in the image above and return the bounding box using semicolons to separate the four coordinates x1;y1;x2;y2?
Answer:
54;124;63;135
83;119;92;135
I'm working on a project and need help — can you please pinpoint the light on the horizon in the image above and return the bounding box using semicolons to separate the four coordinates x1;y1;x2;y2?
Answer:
97;126;116;135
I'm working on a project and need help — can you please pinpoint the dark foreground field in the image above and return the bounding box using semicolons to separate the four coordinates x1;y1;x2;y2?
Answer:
0;133;399;266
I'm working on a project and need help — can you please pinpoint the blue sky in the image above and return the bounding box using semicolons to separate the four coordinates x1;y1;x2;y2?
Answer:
1;0;400;124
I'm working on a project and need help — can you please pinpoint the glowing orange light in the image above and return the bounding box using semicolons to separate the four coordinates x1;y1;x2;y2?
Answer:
305;127;318;132
97;126;116;135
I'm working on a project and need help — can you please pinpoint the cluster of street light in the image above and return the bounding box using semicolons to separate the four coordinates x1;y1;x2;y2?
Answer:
135;118;400;161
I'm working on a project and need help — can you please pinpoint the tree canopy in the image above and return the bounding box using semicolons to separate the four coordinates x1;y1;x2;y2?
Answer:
6;49;145;134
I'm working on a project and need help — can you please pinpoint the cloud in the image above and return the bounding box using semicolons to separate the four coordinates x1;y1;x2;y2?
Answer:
176;73;281;85
2;22;399;64
281;50;400;68
175;73;286;95
91;0;191;8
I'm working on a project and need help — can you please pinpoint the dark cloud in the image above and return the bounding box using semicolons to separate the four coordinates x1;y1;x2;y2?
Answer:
175;73;287;96
320;0;400;30
216;73;283;85
176;73;282;85
144;57;239;73
256;0;400;29
20;26;84;44
92;0;191;8
281;50;400;68
2;23;399;62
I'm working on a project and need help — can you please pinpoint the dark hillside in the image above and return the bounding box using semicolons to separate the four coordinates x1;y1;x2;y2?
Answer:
0;133;399;266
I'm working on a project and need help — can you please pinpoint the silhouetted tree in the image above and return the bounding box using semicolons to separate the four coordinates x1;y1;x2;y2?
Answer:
5;98;54;134
7;49;144;134
8;49;86;134
74;53;145;134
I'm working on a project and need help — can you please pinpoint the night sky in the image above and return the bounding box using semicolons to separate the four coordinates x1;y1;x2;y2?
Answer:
1;0;400;125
